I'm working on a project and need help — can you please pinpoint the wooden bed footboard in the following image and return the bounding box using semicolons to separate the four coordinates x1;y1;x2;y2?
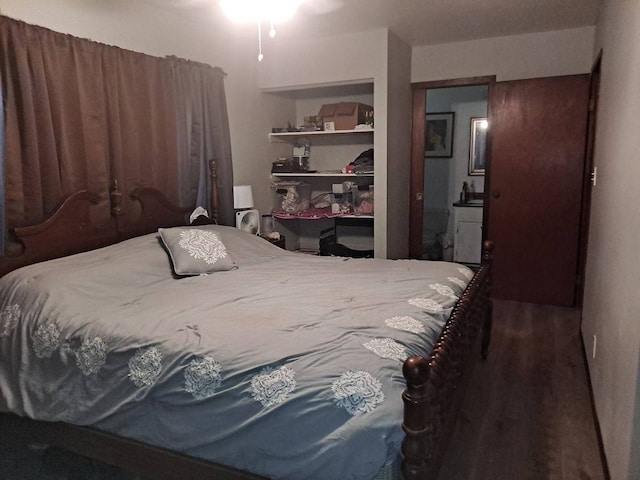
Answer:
402;240;494;480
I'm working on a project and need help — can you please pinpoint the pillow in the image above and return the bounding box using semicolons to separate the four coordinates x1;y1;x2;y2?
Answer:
158;227;236;275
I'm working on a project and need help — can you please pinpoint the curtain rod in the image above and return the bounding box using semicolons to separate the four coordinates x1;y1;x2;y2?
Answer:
164;55;227;77
1;16;227;77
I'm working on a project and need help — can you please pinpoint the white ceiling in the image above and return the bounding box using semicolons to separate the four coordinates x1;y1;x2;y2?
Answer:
147;0;602;46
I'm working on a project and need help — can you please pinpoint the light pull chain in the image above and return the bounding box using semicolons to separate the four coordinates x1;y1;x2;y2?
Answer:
257;19;279;61
257;22;264;61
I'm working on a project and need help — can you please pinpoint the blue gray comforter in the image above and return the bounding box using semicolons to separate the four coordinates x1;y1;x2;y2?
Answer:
0;225;474;479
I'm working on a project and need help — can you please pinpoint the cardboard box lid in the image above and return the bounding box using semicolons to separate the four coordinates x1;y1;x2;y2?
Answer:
318;103;337;116
336;103;357;116
317;102;372;117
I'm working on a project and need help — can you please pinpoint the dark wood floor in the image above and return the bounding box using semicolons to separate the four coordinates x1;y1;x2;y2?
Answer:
437;299;608;480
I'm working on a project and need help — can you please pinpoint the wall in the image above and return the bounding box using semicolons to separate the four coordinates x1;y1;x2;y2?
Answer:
449;100;487;202
412;26;595;82
0;0;293;218
582;1;640;479
383;31;412;259
257;30;385;90
425;87;488;199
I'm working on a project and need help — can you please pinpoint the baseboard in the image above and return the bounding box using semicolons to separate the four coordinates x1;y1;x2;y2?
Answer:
579;331;612;480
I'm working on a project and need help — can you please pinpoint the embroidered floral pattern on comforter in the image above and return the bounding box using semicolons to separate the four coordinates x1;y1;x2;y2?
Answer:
0;226;474;480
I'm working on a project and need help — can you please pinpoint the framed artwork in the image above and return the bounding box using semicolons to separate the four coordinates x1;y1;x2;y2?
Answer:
469;117;487;175
425;112;455;158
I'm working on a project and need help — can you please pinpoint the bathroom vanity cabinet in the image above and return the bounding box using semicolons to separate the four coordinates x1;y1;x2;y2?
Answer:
453;204;483;265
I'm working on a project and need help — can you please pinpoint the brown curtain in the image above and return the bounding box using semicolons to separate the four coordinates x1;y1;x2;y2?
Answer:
0;16;233;231
0;74;5;254
100;46;179;217
1;17;113;226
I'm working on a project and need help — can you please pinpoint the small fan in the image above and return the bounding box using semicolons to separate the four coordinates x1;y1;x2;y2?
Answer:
236;209;260;235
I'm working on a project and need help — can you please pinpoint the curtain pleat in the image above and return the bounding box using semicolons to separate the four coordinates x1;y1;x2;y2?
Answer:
0;16;234;234
101;47;179;214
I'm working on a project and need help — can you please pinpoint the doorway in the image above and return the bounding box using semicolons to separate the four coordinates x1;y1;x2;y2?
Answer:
411;74;592;307
409;77;495;260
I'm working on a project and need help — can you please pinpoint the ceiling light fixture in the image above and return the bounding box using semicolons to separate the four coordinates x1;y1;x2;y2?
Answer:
220;0;303;61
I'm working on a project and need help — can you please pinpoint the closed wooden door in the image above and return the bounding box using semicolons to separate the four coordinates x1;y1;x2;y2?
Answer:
487;75;589;306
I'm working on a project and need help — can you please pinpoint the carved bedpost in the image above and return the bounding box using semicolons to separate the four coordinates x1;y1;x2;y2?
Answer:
402;356;431;480
481;240;494;359
110;180;124;217
208;160;220;223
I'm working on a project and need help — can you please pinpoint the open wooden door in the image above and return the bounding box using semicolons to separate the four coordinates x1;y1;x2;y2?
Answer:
487;75;590;306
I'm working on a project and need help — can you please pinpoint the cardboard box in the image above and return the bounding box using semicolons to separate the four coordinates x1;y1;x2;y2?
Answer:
317;102;373;131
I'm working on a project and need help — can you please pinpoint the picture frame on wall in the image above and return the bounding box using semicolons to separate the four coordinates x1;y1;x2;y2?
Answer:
469;117;488;175
425;112;455;158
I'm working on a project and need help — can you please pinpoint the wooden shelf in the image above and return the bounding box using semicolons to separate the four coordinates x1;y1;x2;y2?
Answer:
272;209;373;220
271;172;373;178
269;128;373;142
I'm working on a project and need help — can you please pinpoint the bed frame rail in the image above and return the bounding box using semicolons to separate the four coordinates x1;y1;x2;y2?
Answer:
0;412;264;480
402;240;493;480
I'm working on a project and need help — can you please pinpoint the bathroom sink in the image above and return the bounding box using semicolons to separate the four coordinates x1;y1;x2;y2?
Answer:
457;198;484;206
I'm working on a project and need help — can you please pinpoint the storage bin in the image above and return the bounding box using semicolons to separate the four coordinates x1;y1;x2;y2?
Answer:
318;102;373;131
271;181;311;213
331;184;358;214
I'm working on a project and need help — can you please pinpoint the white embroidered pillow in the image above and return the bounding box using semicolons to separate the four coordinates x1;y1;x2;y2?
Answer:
159;227;236;275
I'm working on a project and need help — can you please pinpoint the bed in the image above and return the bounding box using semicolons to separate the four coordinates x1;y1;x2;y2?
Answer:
0;163;493;480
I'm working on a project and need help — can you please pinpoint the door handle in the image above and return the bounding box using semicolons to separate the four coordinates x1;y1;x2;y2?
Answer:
416;192;423;201
492;191;501;199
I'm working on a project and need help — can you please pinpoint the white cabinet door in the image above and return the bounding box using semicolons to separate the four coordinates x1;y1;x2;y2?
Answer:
454;221;482;264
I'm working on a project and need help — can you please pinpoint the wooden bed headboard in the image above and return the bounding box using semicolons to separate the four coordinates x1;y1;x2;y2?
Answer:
0;160;220;277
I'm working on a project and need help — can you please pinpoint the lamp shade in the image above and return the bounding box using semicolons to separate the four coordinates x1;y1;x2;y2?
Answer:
233;185;254;209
